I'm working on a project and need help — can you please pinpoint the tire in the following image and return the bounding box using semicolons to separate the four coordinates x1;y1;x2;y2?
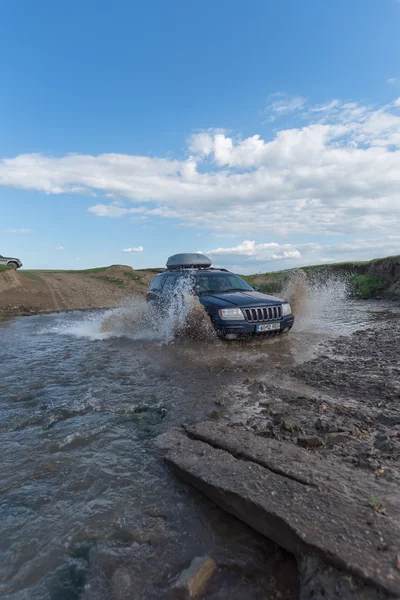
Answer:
7;262;18;270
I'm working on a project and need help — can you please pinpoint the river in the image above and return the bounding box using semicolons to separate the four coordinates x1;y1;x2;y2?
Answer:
1;294;399;599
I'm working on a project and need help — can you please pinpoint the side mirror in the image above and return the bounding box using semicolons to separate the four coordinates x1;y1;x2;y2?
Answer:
253;286;260;292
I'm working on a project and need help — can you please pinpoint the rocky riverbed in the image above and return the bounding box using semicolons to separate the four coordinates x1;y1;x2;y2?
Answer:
213;321;400;482
157;320;400;598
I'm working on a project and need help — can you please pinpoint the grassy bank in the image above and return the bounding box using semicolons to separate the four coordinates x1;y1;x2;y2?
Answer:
242;255;400;299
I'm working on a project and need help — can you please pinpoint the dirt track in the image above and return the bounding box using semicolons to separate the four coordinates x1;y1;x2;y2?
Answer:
0;266;156;317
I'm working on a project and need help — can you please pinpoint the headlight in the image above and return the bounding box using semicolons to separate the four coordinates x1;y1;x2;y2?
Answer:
281;302;292;316
218;308;245;320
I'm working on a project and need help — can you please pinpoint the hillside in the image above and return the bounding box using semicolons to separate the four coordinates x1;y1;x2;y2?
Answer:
1;255;399;318
0;265;158;317
243;255;400;299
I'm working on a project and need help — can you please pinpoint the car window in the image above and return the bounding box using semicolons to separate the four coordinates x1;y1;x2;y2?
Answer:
196;273;253;293
161;274;177;294
149;274;165;291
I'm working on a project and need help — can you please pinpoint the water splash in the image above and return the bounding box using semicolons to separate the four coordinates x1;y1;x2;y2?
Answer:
283;269;351;332
45;275;215;343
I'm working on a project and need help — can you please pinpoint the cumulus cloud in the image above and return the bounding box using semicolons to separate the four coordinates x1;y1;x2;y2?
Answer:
388;78;399;86
0;96;400;252
5;228;33;233
208;236;400;271
121;246;144;253
208;240;302;261
54;246;64;251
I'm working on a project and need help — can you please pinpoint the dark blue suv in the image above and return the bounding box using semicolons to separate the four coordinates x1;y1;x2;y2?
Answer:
146;253;294;340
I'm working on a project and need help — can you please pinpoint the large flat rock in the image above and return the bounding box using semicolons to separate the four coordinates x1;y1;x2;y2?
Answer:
156;423;400;598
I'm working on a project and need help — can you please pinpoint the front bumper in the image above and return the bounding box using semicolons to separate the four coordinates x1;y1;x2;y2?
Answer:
213;315;295;337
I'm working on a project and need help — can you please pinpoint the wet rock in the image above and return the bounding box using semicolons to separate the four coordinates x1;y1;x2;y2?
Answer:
280;420;301;434
157;424;400;597
373;433;395;454
272;412;284;425
297;435;323;448
326;433;349;445
214;398;227;407
209;410;220;419
255;425;276;439
170;556;216;598
316;417;341;433
378;413;400;427
112;567;135;600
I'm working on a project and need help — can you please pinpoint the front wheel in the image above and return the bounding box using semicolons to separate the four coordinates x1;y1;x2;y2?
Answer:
7;262;18;270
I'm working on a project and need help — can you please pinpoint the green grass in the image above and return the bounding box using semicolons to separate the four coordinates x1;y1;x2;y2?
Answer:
69;266;110;273
241;254;400;297
351;274;385;298
0;265;10;272
242;271;291;294
19;271;44;282
94;276;125;286
23;266;112;274
123;270;143;281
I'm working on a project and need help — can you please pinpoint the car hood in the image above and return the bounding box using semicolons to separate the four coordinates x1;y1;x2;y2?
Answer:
2;256;21;261
199;290;284;309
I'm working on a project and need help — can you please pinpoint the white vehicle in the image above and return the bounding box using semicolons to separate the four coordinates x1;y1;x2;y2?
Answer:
0;254;23;270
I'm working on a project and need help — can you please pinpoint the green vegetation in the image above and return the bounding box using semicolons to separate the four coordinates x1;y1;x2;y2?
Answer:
351;275;385;298
123;270;143;282
69;266;110;273
241;254;399;298
243;271;291;294
19;271;43;282
24;266;112;274
0;265;10;272
94;276;125;286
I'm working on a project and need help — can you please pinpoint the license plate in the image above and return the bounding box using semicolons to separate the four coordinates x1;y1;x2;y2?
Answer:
256;323;280;332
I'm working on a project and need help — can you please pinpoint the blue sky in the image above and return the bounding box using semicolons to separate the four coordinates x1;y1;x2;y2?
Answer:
1;0;400;272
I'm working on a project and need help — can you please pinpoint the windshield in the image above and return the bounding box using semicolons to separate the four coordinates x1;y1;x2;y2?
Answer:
196;272;253;294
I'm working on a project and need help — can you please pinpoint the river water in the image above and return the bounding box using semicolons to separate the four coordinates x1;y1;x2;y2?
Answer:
1;291;399;599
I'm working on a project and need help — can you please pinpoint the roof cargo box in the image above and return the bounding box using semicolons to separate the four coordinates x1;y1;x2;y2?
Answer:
166;253;212;269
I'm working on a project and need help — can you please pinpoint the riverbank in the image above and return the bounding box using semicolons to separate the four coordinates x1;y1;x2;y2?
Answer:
244;254;400;299
0;265;156;317
1;254;399;319
157;319;400;598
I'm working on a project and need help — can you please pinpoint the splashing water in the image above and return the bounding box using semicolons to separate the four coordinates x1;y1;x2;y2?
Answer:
46;274;216;343
283;269;352;332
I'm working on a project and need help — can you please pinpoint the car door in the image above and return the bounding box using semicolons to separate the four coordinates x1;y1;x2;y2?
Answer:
146;274;166;303
0;256;6;266
160;274;178;301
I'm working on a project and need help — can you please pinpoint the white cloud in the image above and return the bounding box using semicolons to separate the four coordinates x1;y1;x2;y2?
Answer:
0;96;400;251
388;78;399;86
88;204;147;217
5;228;33;233
54;246;65;251
208;240;303;262
309;100;341;113
121;246;144;253
207;235;400;271
266;93;306;115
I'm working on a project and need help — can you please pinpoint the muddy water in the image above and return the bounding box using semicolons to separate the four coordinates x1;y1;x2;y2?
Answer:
1;293;399;599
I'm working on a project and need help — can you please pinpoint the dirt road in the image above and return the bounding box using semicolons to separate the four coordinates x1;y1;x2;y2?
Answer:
0;266;156;317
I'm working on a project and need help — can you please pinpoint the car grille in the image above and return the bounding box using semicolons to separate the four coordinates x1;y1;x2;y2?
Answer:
244;305;282;323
